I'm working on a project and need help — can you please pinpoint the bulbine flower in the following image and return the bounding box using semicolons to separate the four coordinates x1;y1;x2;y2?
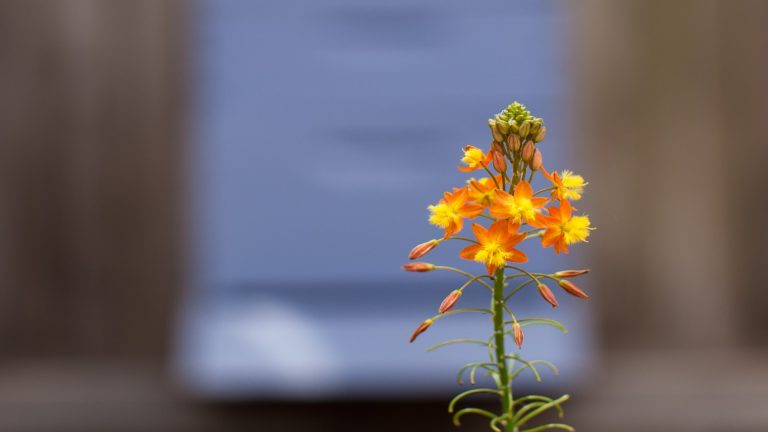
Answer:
542;168;587;201
490;181;548;226
459;220;527;274
540;200;592;254
457;145;492;172
467;175;502;208
428;188;484;238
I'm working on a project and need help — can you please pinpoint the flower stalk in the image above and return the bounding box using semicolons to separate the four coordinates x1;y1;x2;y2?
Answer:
404;101;593;431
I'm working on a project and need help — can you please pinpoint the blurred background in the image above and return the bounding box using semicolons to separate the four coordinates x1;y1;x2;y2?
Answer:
0;0;767;431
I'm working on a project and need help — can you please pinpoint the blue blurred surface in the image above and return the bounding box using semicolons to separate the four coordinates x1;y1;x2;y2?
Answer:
178;0;593;399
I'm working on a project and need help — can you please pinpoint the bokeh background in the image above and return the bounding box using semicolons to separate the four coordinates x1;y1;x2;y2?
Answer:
1;1;767;431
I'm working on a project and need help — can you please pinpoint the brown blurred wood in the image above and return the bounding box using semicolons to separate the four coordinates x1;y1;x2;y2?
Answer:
569;0;768;349
0;0;185;358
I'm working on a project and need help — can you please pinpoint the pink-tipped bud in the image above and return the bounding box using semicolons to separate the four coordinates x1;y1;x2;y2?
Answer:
402;262;436;273
530;148;543;171
554;269;590;278
439;290;462;313
537;283;559;308
513;322;524;349
521;140;535;162
558;279;589;300
409;239;439;260
491;140;505;154
409;319;433;343
507;134;521;152
492;150;507;172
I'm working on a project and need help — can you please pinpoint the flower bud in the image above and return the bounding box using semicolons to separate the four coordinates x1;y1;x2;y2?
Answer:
518;120;531;138
530;148;543;171
537;283;559;307
530;120;542;137
507;134;521;152
554;269;590;278
508;120;519;134
488;119;504;142
513;322;524;349
534;126;547;143
439;290;462;313
492;150;507;172
521;140;535;162
409;239;439;260
496;118;510;135
409;319;433;343
491;140;504;154
402;262;436;272
558;279;589;300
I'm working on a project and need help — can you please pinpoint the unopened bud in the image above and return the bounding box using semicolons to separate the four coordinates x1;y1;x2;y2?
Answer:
554;269;590;278
439;290;462;313
518;120;531;137
491;140;504;154
496;118;510;135
530;120;542;137
530;148;543;171
513;322;524;349
537;283;559;307
534;126;547;143
488;119;504;141
558;279;589;300
508;120;519;134
492;150;507;172
409;319;433;343
507;134;521;152
402;262;436;272
409;239;439;260
521;140;535;162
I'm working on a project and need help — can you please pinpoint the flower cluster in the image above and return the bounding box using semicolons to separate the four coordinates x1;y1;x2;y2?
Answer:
402;102;593;432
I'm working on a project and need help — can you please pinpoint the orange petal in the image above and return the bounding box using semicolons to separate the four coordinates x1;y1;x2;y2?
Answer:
560;200;572;220
471;223;489;244
459;244;481;260
514;181;533;200
506;248;528;263
488;219;508;240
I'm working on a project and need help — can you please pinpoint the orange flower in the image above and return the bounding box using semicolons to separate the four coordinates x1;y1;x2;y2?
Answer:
467;175;503;208
541;168;586;201
540;200;592;254
408;239;439;259
428;188;484;238
457;145;492;172
459;220;527;274
490;181;548;226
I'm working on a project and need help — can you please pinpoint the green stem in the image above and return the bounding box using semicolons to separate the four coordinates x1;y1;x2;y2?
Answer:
493;268;516;431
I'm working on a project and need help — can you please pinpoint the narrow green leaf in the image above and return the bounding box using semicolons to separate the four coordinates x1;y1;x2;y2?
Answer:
448;388;500;413
521;423;575;432
427;338;490;352
452;407;497;426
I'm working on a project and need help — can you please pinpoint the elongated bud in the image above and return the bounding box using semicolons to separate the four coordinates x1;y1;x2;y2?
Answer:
554;269;590;278
518;120;531;138
507;134;521;152
530;148;543;171
439;290;462;313
491;140;504;154
558;279;589;300
402;262;436;272
534;126;547;143
537;283;559;307
409;239;439;260
496;119;510;135
409;319;433;343
488;119;504;142
513;322;524;349
521;140;535;162
492;150;507;172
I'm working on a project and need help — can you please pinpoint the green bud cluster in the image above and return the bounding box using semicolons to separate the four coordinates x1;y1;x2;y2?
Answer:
489;101;547;143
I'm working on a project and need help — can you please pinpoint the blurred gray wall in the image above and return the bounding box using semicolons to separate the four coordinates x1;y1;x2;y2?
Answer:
569;1;768;431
